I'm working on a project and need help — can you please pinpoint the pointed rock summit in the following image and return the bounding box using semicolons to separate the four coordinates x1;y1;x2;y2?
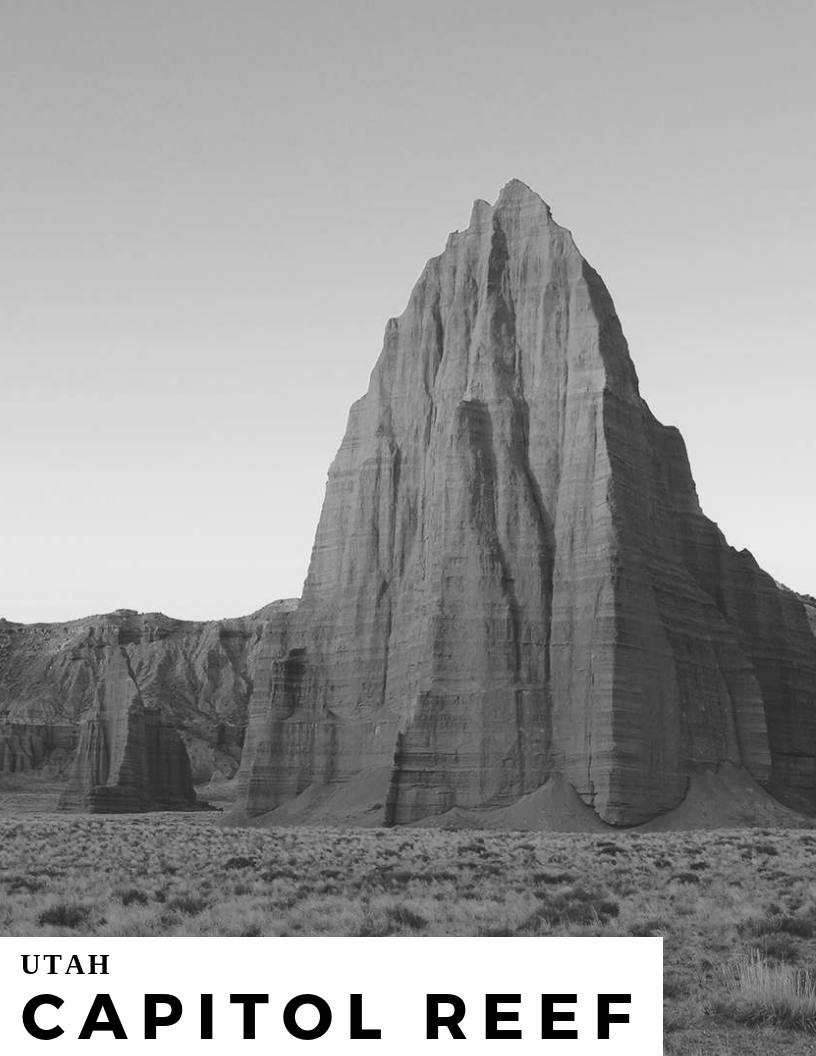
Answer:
236;179;816;827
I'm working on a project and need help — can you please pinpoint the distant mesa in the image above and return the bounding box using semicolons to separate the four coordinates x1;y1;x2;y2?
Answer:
2;181;815;829
0;608;287;807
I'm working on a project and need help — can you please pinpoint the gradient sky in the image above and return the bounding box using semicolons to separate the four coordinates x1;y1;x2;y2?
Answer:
2;1;814;623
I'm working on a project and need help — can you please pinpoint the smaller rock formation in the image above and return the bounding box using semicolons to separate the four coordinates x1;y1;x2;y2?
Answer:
59;649;196;812
0;603;295;811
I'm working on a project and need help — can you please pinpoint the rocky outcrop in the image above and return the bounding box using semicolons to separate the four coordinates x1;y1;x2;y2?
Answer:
0;723;78;774
798;594;816;638
59;649;196;812
0;604;295;809
236;179;816;827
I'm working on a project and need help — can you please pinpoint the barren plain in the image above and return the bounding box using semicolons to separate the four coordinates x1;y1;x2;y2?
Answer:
2;777;816;1054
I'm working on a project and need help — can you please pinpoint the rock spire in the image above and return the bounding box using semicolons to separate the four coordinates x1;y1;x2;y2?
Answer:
235;180;816;827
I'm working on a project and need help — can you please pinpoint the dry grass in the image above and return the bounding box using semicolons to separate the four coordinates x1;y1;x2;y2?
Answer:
713;951;816;1032
3;809;816;1053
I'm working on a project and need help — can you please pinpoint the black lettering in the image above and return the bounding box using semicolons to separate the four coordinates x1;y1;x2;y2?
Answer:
201;994;213;1040
350;993;380;1039
22;955;39;975
44;956;61;974
88;955;109;975
23;995;64;1040
230;994;269;1040
598;994;630;1039
145;994;182;1038
65;955;84;976
426;994;466;1039
486;994;521;1039
542;995;577;1040
283;995;332;1040
78;994;128;1040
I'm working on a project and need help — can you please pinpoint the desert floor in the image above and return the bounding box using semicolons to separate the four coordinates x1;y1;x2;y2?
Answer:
2;778;816;1055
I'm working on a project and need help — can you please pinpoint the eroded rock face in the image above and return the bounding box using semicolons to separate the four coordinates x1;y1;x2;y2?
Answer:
0;604;294;809
798;594;816;638
237;180;816;826
0;723;78;775
59;649;197;812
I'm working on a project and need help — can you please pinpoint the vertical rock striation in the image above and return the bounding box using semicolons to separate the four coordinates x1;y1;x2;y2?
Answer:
237;180;816;827
0;723;79;774
59;648;196;812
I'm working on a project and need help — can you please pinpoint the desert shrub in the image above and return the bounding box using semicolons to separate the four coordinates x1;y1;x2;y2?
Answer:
559;886;618;923
713;952;816;1032
740;841;779;857
261;867;295;882
751;934;800;965
37;902;91;929
355;912;390;937
533;870;576;886
37;866;64;879
167;895;209;916
120;888;150;906
5;875;46;894
746;913;815;939
224;856;256;870
459;840;488;856
609;878;638;897
385;905;428;931
628;918;665;937
377;867;414;884
521;885;618;932
671;871;700;884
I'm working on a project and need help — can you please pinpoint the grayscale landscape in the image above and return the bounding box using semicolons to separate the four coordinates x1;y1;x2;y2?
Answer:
3;179;816;1054
3;795;816;1055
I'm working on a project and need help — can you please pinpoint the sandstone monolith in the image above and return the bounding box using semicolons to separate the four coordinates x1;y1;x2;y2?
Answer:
235;180;816;827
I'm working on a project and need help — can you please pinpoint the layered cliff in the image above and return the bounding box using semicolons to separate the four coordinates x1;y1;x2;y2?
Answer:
799;594;816;638
59;648;197;812
236;179;816;827
0;604;295;808
0;722;78;775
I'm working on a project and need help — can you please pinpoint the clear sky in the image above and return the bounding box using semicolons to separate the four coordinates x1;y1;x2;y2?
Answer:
2;1;814;623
